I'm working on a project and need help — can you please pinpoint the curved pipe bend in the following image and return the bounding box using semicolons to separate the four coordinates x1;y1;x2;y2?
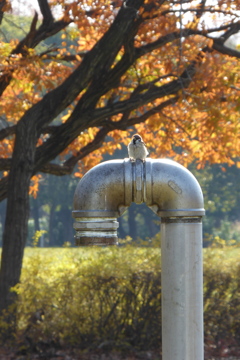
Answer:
72;158;205;245
73;158;204;217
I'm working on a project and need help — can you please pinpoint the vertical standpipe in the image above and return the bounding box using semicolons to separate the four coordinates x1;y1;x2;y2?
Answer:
161;217;203;360
72;158;205;360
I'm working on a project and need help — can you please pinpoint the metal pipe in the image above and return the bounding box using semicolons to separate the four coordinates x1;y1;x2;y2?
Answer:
73;158;204;244
161;217;204;360
72;157;205;360
72;159;130;245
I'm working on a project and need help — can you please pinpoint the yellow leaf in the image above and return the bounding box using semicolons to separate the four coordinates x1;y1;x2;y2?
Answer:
62;114;70;121
88;128;94;140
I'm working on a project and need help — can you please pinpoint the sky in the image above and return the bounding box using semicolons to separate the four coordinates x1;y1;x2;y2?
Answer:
9;0;240;50
11;0;41;16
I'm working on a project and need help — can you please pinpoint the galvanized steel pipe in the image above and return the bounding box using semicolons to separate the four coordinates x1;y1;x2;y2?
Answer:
72;157;205;360
161;217;204;360
73;158;204;244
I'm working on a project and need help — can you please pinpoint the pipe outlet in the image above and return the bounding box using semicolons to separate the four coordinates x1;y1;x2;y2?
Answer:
72;158;204;245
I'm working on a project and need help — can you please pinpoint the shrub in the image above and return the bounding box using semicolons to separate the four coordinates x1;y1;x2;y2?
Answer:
3;244;240;357
14;247;162;350
203;245;240;357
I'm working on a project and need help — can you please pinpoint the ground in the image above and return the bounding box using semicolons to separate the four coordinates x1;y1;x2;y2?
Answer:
0;347;240;360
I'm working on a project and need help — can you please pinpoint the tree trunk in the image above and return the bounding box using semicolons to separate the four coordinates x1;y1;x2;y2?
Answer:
0;199;6;245
0;123;35;318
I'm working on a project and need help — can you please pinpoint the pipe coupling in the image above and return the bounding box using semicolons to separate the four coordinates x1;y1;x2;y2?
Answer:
73;216;118;246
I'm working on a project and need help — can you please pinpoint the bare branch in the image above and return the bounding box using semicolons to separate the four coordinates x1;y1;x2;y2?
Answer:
13;12;39;55
164;7;238;18
221;20;240;40
0;0;7;25
196;0;206;19
212;39;240;59
38;0;54;24
0;125;16;141
136;25;238;57
38;162;71;176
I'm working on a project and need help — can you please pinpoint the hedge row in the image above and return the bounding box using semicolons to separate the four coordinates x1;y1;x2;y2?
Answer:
1;245;240;357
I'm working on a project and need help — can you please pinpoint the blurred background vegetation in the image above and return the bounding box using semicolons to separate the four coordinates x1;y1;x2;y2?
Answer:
2;151;240;247
2;149;240;247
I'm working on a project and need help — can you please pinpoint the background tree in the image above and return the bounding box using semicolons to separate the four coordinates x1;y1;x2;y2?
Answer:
0;0;239;315
190;163;240;244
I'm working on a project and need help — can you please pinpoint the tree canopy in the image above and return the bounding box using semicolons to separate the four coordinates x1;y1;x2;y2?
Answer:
0;0;240;188
0;0;239;314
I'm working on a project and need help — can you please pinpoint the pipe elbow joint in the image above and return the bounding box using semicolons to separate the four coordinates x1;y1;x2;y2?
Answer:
72;158;204;245
72;160;127;245
147;159;205;218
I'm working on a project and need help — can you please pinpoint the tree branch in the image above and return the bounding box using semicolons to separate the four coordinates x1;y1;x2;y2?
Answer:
0;125;16;140
221;20;240;40
136;24;239;57
0;128;109;177
33;60;196;174
120;96;179;128
0;0;7;25
212;39;240;58
12;12;39;55
40;50;87;61
0;96;178;184
0;13;71;97
38;0;54;24
42;97;180;176
40;127;110;175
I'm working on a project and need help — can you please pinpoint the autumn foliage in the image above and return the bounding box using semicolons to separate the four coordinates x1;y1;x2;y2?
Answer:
0;0;240;192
